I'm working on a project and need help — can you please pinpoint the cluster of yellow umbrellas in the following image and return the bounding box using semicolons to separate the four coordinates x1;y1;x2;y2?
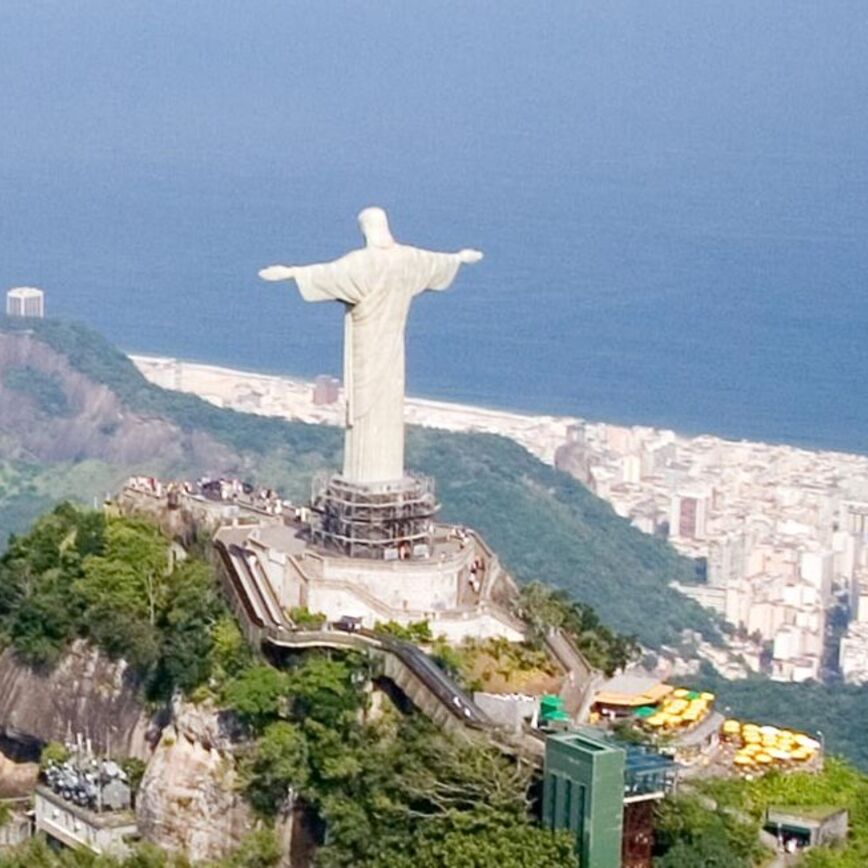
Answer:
722;720;820;769
642;688;715;731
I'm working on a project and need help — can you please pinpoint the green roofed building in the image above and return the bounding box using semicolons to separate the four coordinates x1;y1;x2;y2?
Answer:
542;731;626;868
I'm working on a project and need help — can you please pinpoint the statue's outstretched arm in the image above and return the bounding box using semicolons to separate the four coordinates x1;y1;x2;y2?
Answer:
259;252;365;304
417;247;484;294
259;265;299;282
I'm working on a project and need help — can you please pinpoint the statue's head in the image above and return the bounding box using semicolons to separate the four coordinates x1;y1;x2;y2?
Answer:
358;207;395;249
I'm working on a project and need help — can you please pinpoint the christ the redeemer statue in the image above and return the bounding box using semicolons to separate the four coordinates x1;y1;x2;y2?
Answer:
259;207;483;486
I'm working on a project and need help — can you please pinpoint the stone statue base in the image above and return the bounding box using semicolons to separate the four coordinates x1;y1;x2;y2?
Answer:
309;472;438;560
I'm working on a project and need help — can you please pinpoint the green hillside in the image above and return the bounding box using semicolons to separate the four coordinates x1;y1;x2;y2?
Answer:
0;316;714;649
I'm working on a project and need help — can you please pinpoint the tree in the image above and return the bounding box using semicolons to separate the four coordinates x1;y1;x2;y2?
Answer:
373;822;578;868
40;741;70;770
653;793;762;867
77;558;161;669
209;615;253;684
243;721;309;816
514;580;638;675
216;828;281;868
120;758;147;800
75;519;170;672
373;619;432;643
8;567;80;665
81;520;169;627
222;665;290;731
0;504;98;666
285;655;366;726
153;559;222;697
655;835;751;868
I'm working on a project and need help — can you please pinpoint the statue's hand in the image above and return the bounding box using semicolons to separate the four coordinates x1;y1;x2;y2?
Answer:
258;265;297;282
458;249;484;264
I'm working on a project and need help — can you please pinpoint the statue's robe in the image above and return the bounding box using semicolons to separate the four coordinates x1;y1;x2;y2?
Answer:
292;244;463;485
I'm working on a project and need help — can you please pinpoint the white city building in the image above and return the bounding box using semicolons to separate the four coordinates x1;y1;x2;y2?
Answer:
6;286;44;318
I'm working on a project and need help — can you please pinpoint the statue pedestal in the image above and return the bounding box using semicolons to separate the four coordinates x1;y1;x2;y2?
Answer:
309;472;438;560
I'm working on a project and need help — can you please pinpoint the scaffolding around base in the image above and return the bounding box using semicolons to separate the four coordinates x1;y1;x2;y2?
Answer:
309;472;438;560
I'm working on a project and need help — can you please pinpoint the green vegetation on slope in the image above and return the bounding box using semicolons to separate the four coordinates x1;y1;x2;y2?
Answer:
0;316;716;651
653;792;763;867
3;365;71;417
653;759;868;866
0;832;281;868
231;654;577;868
684;671;868;772
515;580;640;675
696;759;867;867
0;315;337;466
0;505;576;868
409;426;717;647
0;504;244;700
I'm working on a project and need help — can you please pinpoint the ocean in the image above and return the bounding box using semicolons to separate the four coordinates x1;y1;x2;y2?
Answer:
1;3;866;455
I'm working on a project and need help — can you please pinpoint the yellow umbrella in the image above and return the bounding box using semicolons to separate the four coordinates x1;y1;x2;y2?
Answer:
733;754;754;766
701;692;715;702
756;753;773;765
744;732;762;744
768;748;789;760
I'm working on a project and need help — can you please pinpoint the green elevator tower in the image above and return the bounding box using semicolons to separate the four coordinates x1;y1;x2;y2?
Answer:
542;731;626;868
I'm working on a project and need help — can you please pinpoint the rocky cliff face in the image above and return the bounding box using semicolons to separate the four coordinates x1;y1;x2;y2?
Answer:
0;330;234;470
0;640;159;759
0;648;259;860
136;699;255;863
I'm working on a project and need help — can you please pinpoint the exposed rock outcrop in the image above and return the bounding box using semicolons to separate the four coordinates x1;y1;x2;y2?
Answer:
136;699;255;863
0;330;235;470
0;739;38;797
0;641;159;759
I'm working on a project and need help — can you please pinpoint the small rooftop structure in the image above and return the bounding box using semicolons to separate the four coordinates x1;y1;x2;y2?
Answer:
34;786;137;857
312;374;340;405
764;805;848;851
6;286;44;318
594;672;673;711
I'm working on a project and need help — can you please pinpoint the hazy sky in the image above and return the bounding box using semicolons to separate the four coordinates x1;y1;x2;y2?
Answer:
2;2;866;176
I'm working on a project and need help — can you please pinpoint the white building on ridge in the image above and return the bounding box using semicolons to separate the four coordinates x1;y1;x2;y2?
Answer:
6;286;44;318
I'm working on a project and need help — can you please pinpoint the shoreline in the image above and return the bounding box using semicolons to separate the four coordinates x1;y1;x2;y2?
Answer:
128;352;868;468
